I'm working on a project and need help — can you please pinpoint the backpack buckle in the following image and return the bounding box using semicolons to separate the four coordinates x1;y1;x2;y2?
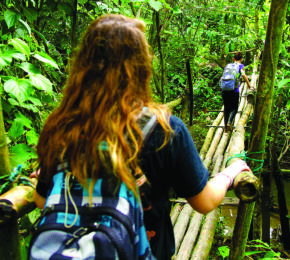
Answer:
65;227;88;247
32;206;54;229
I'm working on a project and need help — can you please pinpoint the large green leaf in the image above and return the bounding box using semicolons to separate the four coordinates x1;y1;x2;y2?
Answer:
22;7;38;23
30;74;53;94
277;78;290;89
14;112;33;129
9;143;37;168
9;50;26;61
4;10;21;29
0;49;25;68
19;62;41;74
8;121;24;141
19;103;39;113
33;52;59;69
8;38;31;57
26;129;39;146
148;0;163;11
27;96;43;106
18;19;31;36
4;78;32;103
0;55;11;68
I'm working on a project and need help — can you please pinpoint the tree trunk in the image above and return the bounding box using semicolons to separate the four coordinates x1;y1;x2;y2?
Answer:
186;59;193;126
156;11;165;102
248;0;289;243
0;98;10;177
273;151;290;250
71;0;78;52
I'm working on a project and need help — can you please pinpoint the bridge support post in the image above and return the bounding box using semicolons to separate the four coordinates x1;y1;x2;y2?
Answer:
0;201;21;260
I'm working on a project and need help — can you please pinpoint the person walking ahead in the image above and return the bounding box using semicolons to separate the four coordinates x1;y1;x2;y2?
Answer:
32;15;251;260
221;52;252;132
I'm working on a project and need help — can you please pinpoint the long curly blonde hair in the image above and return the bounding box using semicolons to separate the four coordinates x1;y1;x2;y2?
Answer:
37;14;172;197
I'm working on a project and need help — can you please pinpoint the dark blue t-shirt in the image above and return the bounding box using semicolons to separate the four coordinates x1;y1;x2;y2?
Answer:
139;115;209;259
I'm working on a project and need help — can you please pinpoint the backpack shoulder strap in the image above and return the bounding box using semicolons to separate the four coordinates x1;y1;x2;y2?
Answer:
136;107;158;144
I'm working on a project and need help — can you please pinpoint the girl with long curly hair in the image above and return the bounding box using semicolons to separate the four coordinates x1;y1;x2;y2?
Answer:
31;14;250;260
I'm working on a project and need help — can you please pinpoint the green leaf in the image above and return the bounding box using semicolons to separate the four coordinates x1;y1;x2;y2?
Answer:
8;121;25;141
10;51;26;61
9;143;37;168
26;129;39;146
8;98;20;106
4;78;32;103
22;7;38;23
218;246;229;258
4;10;21;29
15;112;33;129
0;54;12;67
33;52;59;69
19;62;41;74
149;0;163;11
0;49;25;67
29;74;53;94
8;38;31;57
173;6;182;14
18;103;39;113
18;19;31;36
79;0;89;4
245;250;264;256
277;78;290;89
27;96;43;106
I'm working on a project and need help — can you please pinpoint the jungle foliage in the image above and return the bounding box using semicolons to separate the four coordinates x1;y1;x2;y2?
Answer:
0;0;289;172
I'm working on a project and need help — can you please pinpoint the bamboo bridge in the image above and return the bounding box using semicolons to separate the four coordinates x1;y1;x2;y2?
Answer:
0;63;260;259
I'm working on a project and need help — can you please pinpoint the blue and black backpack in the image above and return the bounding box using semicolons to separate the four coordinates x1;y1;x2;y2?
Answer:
29;109;157;260
220;63;240;91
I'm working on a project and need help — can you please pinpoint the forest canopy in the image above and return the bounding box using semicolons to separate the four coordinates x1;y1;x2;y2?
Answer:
0;0;289;174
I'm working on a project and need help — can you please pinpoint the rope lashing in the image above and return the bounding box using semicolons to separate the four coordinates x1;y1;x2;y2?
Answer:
225;150;265;173
0;165;35;195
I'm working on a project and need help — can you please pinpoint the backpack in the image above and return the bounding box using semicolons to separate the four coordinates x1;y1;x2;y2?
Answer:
220;63;240;91
29;110;157;260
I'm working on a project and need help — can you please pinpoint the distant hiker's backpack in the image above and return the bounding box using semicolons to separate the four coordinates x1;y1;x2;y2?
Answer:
220;63;240;91
29;110;156;260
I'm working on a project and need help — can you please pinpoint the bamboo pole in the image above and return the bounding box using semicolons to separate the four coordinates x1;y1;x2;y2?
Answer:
228;63;260;260
0;180;36;222
175;212;204;260
199;111;223;161
190;209;220;260
171;203;182;226
234;83;248;126
203;127;225;169
173;203;194;252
